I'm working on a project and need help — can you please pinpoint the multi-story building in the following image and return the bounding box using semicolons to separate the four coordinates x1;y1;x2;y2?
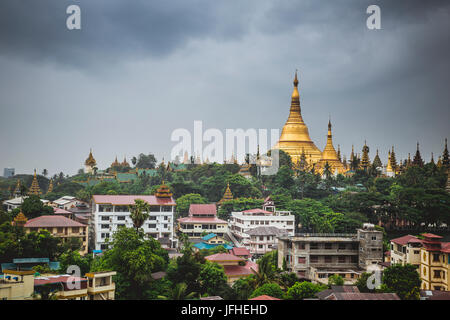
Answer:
23;215;88;255
85;271;117;300
246;226;288;258
420;233;450;291
177;204;228;239
92;191;176;251
390;234;423;268
277;224;383;284
0;270;35;300
3;168;15;178
229;206;295;249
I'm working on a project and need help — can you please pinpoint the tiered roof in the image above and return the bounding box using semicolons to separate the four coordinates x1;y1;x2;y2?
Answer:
155;181;173;198
28;170;42;196
218;183;233;205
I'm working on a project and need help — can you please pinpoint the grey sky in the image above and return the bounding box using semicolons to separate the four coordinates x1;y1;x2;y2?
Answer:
0;0;449;176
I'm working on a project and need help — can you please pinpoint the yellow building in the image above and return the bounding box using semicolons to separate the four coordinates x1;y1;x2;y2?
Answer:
22;215;88;255
0;270;35;300
420;233;450;291
85;271;117;300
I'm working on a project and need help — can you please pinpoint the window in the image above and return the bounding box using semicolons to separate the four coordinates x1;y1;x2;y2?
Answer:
433;270;441;279
338;256;346;263
310;243;319;250
433;254;440;262
325;256;332;263
148;224;157;229
101;216;110;221
101;224;109;229
298;257;306;264
259;236;264;241
338;244;346;250
117;216;126;221
324;243;332;250
258;245;263;249
310;256;318;263
57;227;64;234
372;236;377;240
72;227;79;233
298;243;305;250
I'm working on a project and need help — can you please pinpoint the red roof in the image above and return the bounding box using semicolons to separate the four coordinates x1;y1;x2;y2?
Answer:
92;195;176;206
206;253;243;262
224;261;258;277
390;235;422;246
229;247;250;256
177;217;227;224
25;215;86;228
34;275;86;286
189;204;217;215
242;208;273;215
440;242;450;253
421;233;443;239
54;208;72;215
250;295;281;300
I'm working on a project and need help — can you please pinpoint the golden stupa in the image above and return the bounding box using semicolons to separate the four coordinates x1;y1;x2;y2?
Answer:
316;120;345;174
274;72;322;164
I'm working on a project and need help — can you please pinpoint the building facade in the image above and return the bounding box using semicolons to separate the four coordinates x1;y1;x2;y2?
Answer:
390;234;423;268
420;233;450;291
177;204;228;239
91;193;176;251
277;224;383;284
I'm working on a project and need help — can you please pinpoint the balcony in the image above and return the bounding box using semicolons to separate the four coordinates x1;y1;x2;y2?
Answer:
88;283;115;294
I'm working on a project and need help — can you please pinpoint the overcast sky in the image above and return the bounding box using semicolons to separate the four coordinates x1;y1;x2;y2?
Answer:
0;0;449;176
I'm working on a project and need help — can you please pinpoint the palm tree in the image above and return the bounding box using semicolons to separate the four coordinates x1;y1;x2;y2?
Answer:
129;199;150;231
157;282;197;300
250;254;277;288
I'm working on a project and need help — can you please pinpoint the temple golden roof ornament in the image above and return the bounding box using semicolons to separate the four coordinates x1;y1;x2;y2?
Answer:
13;210;28;227
274;71;322;163
121;156;130;167
361;141;370;171
85;149;97;167
28;170;42;196
13;179;21;197
47;179;54;194
316;119;344;175
155;180;173;198
218;183;234;205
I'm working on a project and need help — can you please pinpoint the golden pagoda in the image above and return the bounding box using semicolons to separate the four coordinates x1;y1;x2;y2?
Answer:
85;149;97;174
121;156;130;167
13;210;28;227
47;179;54;194
316;120;345;175
274;71;322;164
373;149;382;168
155;181;173;198
361;141;370;171
28;170;42;196
218;183;233;205
111;156;120;168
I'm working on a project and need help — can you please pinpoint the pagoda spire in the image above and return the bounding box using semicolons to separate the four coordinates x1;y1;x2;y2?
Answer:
373;149;382;168
218;183;234;205
47;179;54;194
28;169;42;196
390;146;397;172
13;179;22;197
430;152;435;165
412;142;424;167
361;141;370;171
337;145;341;162
442;138;449;168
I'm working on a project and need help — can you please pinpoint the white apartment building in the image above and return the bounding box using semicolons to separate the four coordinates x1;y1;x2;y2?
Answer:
229;207;295;249
91;194;176;251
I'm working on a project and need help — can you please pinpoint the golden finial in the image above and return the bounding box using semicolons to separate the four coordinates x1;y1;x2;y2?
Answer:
293;69;299;87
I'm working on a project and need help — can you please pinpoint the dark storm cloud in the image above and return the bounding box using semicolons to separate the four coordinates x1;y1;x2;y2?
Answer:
0;0;448;175
0;0;258;67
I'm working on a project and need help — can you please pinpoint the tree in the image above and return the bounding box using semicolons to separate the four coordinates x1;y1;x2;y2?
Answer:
90;227;168;299
198;261;228;296
381;264;421;300
42;169;48;177
129;199;150;231
250;283;284;299
175;193;207;218
328;274;344;286
157;282;197;300
136;153;157;169
286;281;326;300
21;195;54;219
355;272;376;293
231;276;256;300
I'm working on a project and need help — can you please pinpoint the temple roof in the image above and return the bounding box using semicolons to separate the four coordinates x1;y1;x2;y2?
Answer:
85;149;96;167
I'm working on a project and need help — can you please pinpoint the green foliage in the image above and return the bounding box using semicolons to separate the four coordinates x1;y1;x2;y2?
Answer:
136;153;157;169
355;272;376;293
231;275;257;300
90;227;168;299
286;281;327;300
198;261;228;296
381;264;421;300
129;199;150;230
21;195;54;219
58;250;92;275
175;193;207;217
250;283;284;299
328;274;344;286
